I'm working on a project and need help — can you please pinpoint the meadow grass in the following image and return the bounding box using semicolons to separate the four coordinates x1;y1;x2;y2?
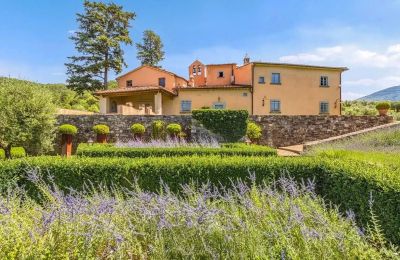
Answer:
0;172;396;259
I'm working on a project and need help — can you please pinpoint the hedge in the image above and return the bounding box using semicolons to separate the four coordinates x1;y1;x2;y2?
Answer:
0;155;399;244
192;109;248;142
76;143;277;158
0;147;26;160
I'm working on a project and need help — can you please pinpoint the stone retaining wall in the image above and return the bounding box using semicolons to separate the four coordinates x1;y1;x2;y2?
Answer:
251;115;393;147
56;114;393;153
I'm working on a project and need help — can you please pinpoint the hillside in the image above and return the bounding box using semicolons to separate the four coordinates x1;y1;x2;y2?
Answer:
0;77;99;112
358;86;400;101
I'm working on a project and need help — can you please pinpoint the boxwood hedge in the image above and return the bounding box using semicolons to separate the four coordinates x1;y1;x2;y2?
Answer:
0;155;399;244
76;143;277;158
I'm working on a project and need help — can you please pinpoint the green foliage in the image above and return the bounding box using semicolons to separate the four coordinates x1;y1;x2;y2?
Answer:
246;122;262;142
136;30;165;67
0;147;26;160
1;153;400;244
341;100;400;120
376;102;391;110
151;120;166;139
130;123;146;134
0;178;390;259
0;78;56;157
166;123;182;136
58;124;78;135
192;109;249;142
66;0;136;92
92;124;110;135
77;143;277;158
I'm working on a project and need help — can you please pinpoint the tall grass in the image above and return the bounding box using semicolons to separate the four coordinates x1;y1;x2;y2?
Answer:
0;171;396;259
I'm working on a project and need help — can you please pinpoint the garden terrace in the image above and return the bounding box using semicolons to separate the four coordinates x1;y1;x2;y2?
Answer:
1;154;399;244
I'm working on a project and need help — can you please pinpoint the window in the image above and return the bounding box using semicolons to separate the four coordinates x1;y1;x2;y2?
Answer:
242;92;248;97
213;102;225;109
180;100;192;113
192;66;197;75
320;101;329;114
158;77;166;87
271;73;281;84
126;80;133;87
197;66;202;75
270;100;281;113
320;76;329;87
110;101;118;113
218;71;224;78
258;76;265;84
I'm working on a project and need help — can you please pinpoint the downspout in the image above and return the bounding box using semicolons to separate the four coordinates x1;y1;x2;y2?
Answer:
251;63;254;115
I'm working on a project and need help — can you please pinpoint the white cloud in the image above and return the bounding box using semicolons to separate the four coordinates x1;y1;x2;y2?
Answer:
68;30;76;35
342;91;365;101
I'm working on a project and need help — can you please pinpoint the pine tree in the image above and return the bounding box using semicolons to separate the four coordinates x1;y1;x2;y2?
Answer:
65;1;135;92
136;30;165;67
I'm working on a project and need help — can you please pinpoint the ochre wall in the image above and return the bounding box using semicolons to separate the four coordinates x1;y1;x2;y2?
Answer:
252;65;342;115
234;63;252;85
162;88;252;115
117;67;182;91
205;64;235;86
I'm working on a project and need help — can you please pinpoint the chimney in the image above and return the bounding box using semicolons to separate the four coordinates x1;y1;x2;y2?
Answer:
243;54;250;65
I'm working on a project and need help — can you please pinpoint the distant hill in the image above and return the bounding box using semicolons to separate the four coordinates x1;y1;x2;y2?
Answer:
358;86;400;101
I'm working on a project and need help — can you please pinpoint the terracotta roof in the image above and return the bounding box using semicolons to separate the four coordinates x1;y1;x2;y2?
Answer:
176;85;251;90
116;65;188;82
95;86;177;96
206;63;237;67
252;62;348;71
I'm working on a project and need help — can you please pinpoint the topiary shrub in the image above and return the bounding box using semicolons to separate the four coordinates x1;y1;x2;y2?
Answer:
375;102;390;110
0;147;26;160
246;122;262;143
59;124;78;135
152;120;166;140
192;109;249;142
92;124;110;135
166;123;182;137
130;123;146;135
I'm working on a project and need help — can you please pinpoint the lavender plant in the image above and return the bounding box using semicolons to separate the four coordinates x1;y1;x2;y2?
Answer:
0;170;396;259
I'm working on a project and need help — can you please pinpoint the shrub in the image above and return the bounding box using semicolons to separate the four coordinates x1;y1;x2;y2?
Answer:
246;122;262;142
77;143;277;158
130;123;146;135
192;109;248;142
0;147;26;160
58;124;78;135
151;120;165;139
375;102;390;110
0;176;390;259
1;154;400;244
166;123;182;136
92;124;110;135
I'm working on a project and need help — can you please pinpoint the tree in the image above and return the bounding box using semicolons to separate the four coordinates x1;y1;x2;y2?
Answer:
0;79;56;159
66;1;135;93
136;30;165;67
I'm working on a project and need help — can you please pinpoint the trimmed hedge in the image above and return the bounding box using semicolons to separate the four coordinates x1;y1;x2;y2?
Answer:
192;109;248;142
92;124;110;135
59;124;78;135
0;147;26;160
0;155;399;243
76;143;277;158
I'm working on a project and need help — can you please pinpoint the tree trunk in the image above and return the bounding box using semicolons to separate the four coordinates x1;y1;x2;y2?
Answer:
103;52;109;89
4;145;12;159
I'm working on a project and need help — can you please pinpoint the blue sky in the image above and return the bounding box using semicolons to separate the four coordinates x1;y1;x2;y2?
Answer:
1;0;400;99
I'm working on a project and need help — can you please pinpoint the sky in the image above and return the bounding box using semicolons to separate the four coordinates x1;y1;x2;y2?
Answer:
1;0;400;100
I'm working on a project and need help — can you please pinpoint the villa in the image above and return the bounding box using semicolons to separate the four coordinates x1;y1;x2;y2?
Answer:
96;56;348;115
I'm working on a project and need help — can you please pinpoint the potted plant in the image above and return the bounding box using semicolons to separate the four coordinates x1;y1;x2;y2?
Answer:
151;120;166;140
93;124;110;143
375;102;391;116
59;124;78;157
246;122;262;144
130;123;146;140
166;123;182;139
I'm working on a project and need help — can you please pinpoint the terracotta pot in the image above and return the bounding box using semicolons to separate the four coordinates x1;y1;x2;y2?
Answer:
378;108;388;116
97;134;108;143
61;134;73;157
